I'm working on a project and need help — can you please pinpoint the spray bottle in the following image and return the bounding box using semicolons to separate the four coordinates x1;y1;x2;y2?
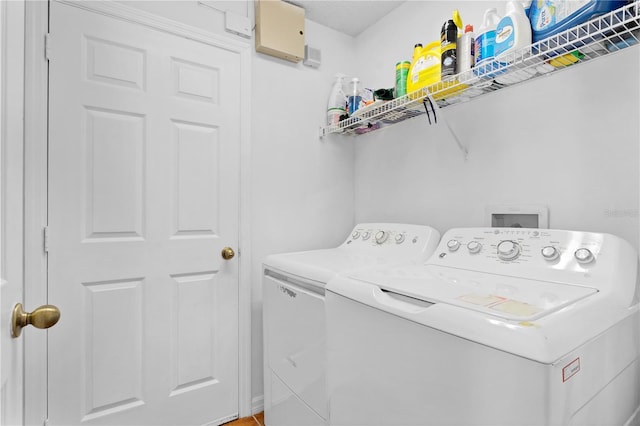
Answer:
326;74;347;126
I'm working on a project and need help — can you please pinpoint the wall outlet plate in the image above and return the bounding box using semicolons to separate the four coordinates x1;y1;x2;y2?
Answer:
303;45;321;68
485;204;549;229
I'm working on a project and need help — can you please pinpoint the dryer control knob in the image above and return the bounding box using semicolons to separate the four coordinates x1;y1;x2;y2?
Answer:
541;246;559;261
447;240;461;252
575;248;595;264
362;231;371;240
375;231;388;244
352;231;360;239
467;241;482;254
497;240;521;260
395;234;405;244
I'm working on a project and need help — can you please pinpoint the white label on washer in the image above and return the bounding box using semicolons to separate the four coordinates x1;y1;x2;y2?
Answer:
458;294;506;307
458;294;544;318
490;299;543;317
562;357;580;382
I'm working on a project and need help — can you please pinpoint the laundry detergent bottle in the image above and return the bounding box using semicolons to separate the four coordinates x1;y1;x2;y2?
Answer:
406;41;441;95
474;8;501;66
529;0;628;42
495;1;533;58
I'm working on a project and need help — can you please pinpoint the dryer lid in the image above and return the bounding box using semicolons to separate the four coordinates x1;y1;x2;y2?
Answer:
264;248;395;284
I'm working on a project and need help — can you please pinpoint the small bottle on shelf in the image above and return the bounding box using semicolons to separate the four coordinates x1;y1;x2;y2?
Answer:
441;19;458;78
457;24;475;74
348;77;362;115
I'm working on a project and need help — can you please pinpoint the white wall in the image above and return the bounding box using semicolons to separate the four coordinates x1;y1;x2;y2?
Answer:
353;1;640;251
250;19;357;409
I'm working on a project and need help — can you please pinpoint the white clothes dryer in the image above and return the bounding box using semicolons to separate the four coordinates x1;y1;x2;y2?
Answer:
326;227;640;426
262;223;440;426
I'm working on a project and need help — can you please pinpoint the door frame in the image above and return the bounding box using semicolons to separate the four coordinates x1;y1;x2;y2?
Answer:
24;1;253;423
1;0;26;424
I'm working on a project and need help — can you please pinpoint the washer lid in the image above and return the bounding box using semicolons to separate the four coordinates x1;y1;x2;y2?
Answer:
351;264;598;321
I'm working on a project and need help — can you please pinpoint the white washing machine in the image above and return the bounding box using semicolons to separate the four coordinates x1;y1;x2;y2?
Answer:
326;227;640;426
262;223;441;426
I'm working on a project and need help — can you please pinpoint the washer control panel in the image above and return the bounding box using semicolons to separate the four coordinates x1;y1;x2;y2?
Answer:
440;228;604;265
431;227;637;290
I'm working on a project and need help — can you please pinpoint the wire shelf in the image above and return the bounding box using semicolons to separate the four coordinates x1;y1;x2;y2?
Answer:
320;0;640;137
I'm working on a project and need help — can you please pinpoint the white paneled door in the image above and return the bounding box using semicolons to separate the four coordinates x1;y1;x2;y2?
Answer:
48;2;241;425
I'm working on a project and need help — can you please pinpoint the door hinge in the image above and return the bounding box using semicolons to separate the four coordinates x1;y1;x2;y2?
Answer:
43;226;49;253
45;33;51;61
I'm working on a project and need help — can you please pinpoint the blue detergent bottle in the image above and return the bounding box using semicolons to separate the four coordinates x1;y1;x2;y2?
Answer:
474;8;501;77
475;8;501;66
529;0;629;42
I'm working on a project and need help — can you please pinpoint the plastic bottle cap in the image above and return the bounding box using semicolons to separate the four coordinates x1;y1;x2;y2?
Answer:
465;24;473;33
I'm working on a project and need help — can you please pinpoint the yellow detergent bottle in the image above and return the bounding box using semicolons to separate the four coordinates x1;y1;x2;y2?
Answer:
406;41;441;97
406;10;469;101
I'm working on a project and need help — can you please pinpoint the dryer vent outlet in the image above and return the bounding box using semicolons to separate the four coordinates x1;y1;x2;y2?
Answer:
303;45;321;68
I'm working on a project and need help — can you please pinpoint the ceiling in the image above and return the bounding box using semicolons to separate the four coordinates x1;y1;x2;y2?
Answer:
288;1;406;37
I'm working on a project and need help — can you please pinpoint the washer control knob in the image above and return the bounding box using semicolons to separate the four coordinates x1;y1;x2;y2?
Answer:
362;231;371;240
447;240;461;252
351;231;360;239
541;246;559;261
395;233;405;244
375;231;388;244
575;248;595;264
497;240;521;261
467;241;482;254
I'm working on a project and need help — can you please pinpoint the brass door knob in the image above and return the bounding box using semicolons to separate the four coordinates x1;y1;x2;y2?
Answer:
221;247;235;260
12;303;60;338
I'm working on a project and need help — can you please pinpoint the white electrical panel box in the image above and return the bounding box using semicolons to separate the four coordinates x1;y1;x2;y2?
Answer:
255;0;305;63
